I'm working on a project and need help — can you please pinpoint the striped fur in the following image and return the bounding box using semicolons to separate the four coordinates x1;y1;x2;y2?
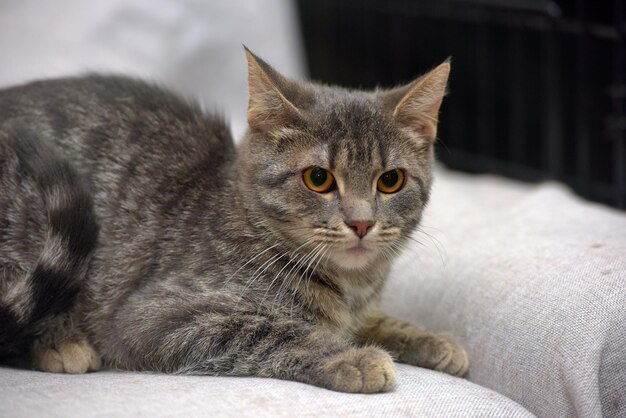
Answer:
0;127;98;357
0;50;467;392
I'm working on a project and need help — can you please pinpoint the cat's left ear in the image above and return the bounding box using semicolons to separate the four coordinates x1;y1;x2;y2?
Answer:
383;59;451;142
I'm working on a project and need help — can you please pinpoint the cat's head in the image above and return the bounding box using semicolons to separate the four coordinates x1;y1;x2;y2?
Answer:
237;48;449;272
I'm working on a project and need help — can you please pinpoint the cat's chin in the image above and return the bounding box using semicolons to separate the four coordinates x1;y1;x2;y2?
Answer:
329;247;376;271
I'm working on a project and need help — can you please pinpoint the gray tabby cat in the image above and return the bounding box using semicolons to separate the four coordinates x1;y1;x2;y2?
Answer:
0;48;468;392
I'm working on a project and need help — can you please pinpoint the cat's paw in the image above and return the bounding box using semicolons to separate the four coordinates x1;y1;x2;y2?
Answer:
33;339;102;374
399;333;469;377
320;346;396;393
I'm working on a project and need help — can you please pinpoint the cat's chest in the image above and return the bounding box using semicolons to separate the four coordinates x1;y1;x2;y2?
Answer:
342;282;381;313
317;271;386;335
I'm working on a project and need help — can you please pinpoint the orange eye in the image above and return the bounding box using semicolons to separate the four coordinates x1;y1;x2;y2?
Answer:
303;166;335;193
377;169;405;193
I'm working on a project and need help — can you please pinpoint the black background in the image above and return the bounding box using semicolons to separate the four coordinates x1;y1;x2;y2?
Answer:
297;0;626;208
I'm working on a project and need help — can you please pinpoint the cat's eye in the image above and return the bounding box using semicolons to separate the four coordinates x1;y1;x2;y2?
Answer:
377;169;405;194
303;166;336;193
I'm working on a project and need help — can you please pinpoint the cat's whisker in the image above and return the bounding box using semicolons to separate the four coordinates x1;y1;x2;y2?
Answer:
236;247;294;303
284;243;324;315
242;225;315;239
271;242;322;313
312;239;346;244
306;244;327;281
285;254;320;318
379;247;397;264
388;241;406;260
419;224;444;233
315;231;344;237
303;244;331;314
273;253;304;308
415;226;447;266
290;243;327;320
256;238;315;312
270;250;308;312
401;234;426;247
399;227;447;267
378;238;405;265
220;242;282;290
309;244;329;282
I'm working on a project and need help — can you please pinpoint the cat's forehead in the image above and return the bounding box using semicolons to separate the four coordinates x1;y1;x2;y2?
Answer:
313;88;386;130
307;90;404;169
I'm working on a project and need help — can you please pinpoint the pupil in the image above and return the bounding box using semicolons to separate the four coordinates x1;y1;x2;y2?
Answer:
311;168;327;186
382;171;398;187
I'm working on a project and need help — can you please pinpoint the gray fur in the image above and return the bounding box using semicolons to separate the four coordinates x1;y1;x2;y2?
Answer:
0;51;467;392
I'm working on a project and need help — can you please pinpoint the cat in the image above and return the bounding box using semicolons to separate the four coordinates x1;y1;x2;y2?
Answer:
0;47;468;392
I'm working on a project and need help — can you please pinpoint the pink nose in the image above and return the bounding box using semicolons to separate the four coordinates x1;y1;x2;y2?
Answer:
347;220;374;239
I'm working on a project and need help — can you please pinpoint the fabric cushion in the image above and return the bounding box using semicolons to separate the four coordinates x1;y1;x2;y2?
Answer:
0;364;533;417
385;167;626;418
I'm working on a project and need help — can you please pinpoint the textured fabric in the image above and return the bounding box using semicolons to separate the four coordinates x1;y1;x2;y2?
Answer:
0;364;533;417
385;167;626;418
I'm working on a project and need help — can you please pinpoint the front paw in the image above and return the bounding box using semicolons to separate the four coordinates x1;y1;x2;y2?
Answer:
399;333;469;377
319;346;396;393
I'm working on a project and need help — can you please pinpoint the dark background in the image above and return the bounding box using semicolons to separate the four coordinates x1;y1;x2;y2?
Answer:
296;0;626;209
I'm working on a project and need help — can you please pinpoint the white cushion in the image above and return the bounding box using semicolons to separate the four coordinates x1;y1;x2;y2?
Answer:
385;166;626;417
0;364;533;417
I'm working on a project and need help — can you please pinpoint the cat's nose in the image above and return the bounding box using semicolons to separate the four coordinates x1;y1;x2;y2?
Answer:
346;220;374;239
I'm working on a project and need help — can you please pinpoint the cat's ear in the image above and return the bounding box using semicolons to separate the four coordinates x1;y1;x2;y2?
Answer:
244;47;309;132
384;59;451;142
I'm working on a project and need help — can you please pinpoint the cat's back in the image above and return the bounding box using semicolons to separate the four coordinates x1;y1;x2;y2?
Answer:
0;74;236;206
0;74;235;164
0;75;239;324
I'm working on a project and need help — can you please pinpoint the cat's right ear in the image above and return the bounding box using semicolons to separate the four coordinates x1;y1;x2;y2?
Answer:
244;47;309;133
382;59;451;142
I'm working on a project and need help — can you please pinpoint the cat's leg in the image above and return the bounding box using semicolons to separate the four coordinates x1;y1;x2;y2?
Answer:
106;301;395;393
31;313;101;374
167;317;396;393
356;312;469;377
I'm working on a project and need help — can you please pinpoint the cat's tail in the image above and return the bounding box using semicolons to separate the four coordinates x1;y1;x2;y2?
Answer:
0;127;98;356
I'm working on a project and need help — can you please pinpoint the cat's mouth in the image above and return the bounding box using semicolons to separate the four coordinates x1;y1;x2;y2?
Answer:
329;242;376;270
344;245;369;255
